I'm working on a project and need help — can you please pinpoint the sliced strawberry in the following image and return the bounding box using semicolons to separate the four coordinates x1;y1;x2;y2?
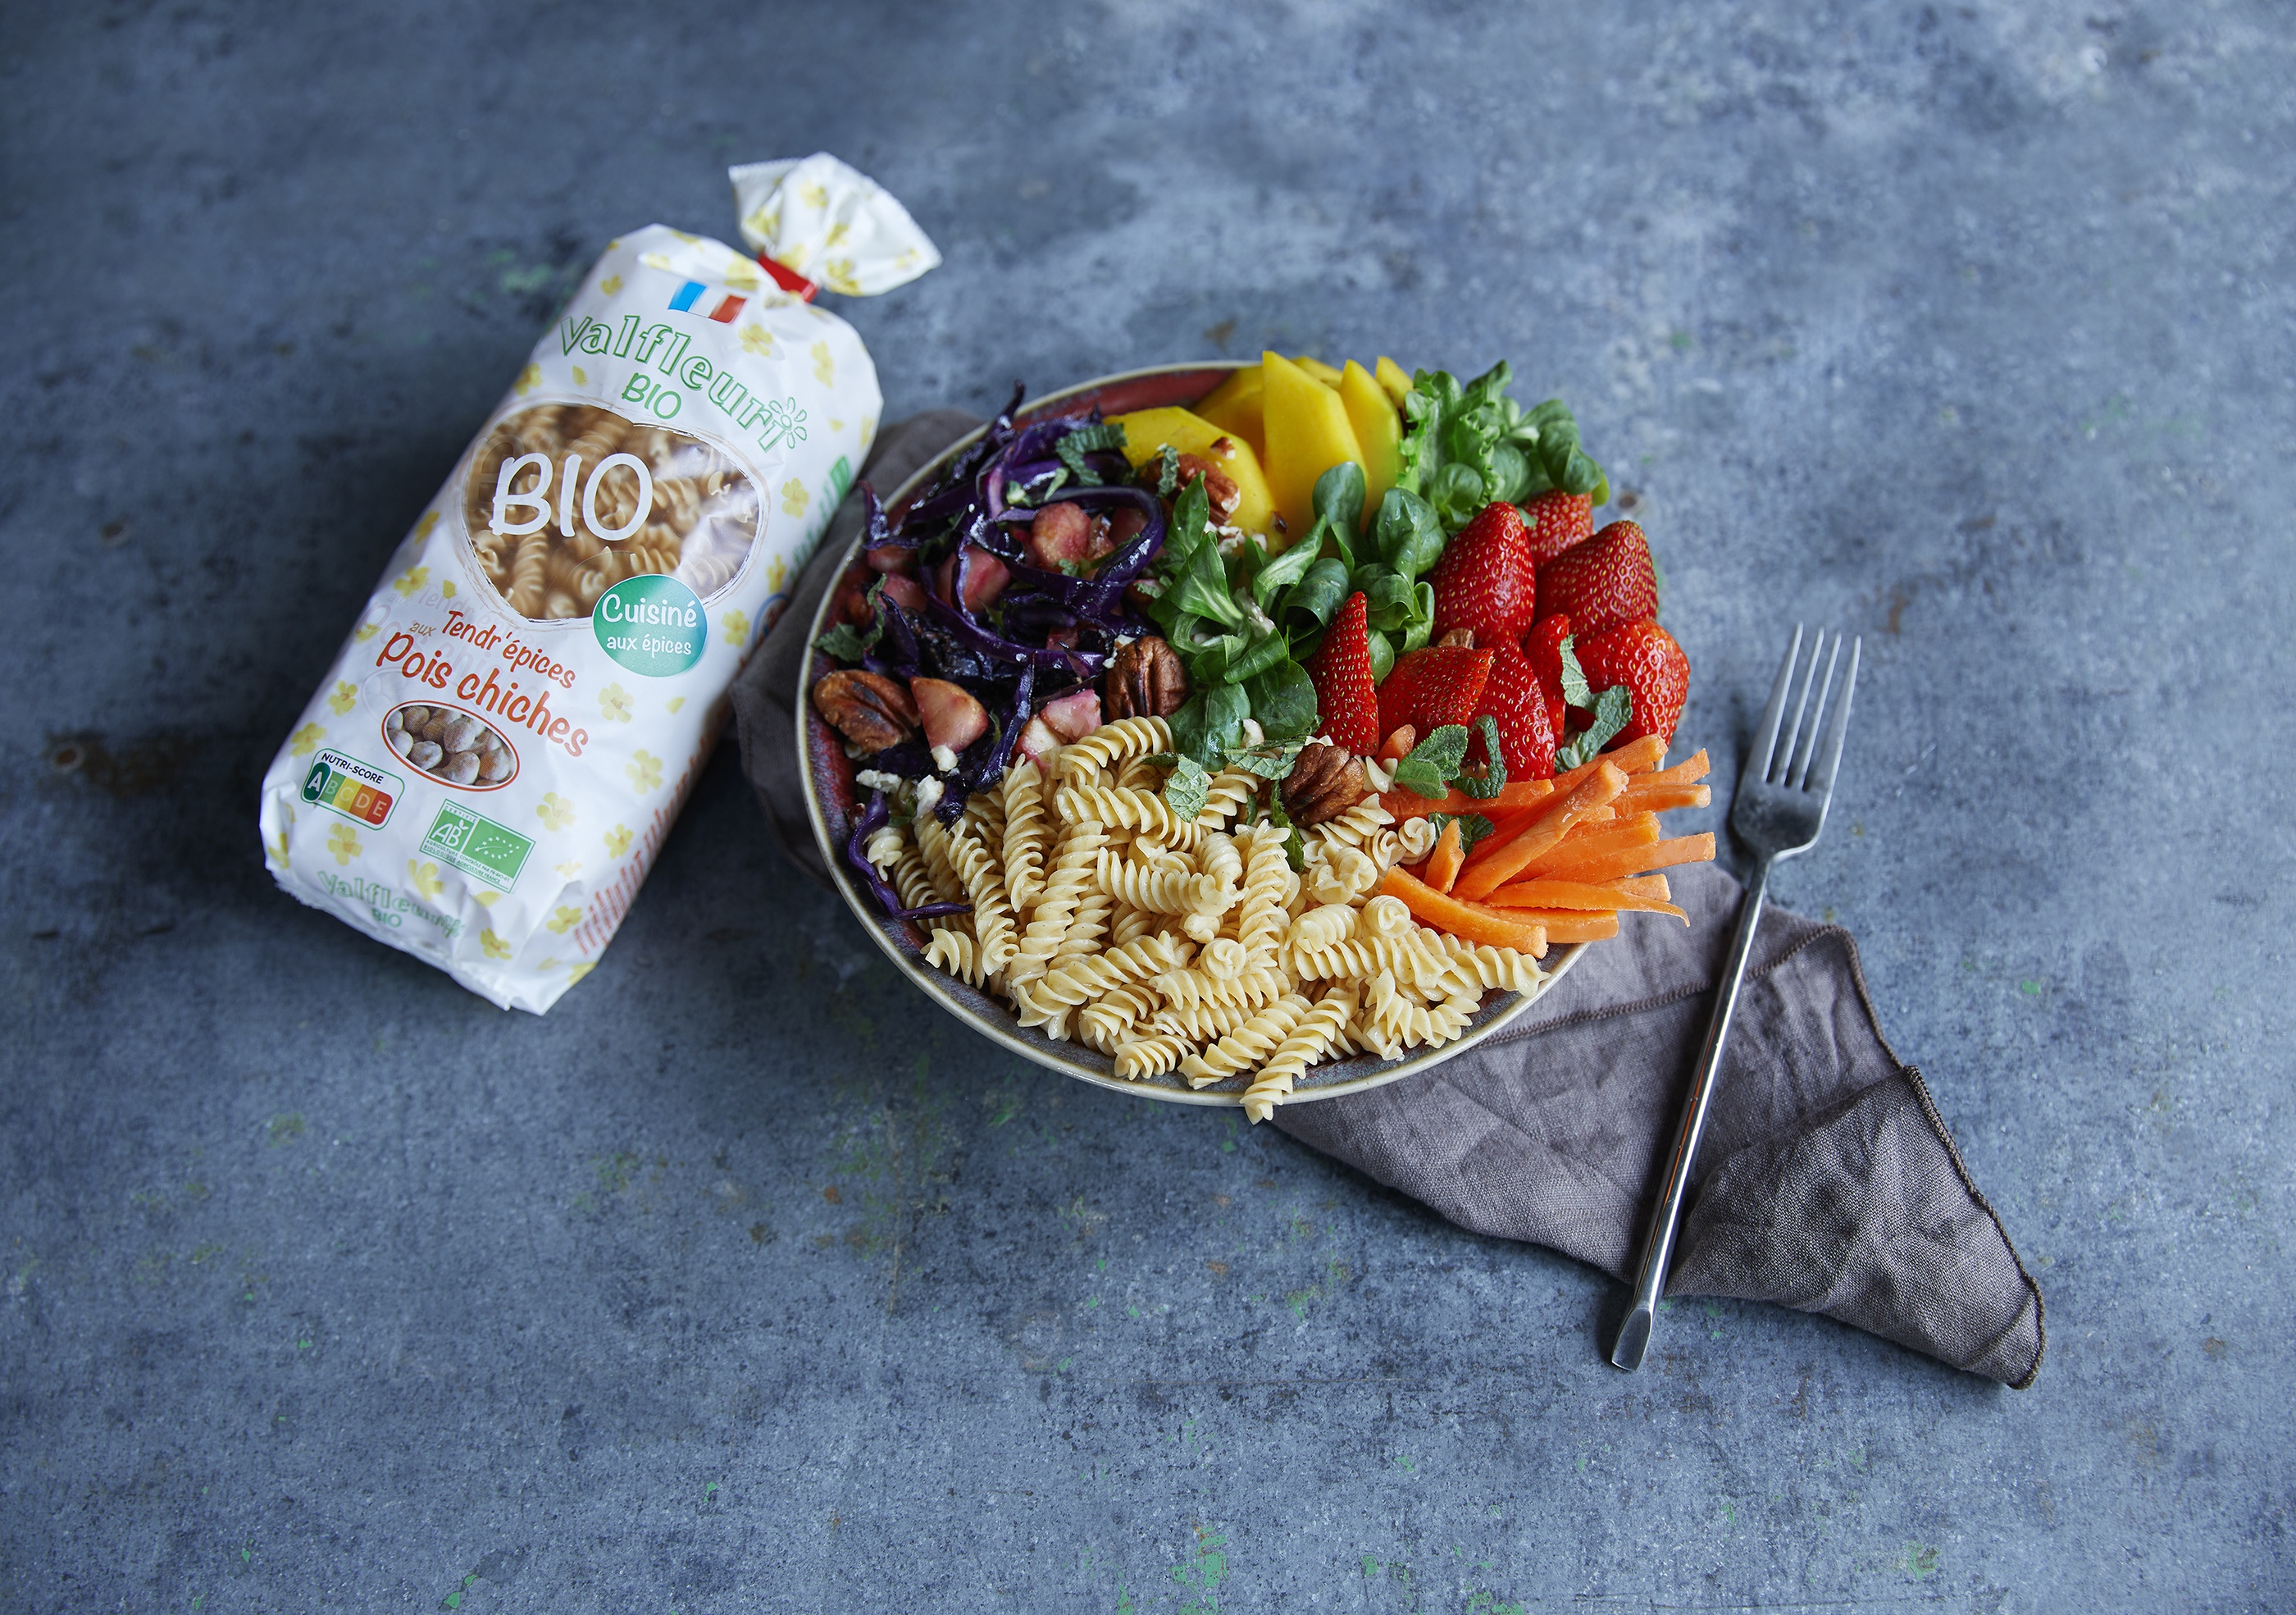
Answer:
1520;490;1593;567
1040;687;1104;741
909;677;990;755
1470;638;1556;780
1377;646;1493;741
1525;613;1573;743
1535;519;1658;638
1305;591;1379;753
1429;501;1538;646
1575;620;1690;749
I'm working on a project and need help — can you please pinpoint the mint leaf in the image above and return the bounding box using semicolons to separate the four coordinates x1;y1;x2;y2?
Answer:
1455;715;1508;800
1558;634;1593;709
1554;685;1633;770
1055;421;1126;486
1403;723;1470;778
1391;758;1450;800
813;623;873;663
1159;752;1212;822
1155;444;1181;499
1427;811;1497;853
1222;740;1304;781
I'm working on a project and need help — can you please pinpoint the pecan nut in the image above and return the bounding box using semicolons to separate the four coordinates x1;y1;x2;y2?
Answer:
1105;636;1188;721
1282;742;1368;826
1175;454;1241;525
811;669;918;753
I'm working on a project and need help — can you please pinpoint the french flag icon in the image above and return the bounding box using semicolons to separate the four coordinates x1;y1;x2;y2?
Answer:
667;281;746;323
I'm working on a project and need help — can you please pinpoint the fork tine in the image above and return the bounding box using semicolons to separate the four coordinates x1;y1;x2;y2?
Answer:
1771;628;1826;784
1806;636;1861;800
1748;625;1804;782
1787;634;1843;790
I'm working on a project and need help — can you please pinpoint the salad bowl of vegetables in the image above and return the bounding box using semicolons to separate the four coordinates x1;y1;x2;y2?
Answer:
798;357;1706;1114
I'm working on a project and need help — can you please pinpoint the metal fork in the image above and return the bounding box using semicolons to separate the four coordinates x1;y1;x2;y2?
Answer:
1609;626;1862;1372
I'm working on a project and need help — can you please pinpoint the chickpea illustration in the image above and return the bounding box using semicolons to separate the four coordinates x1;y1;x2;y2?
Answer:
387;703;514;787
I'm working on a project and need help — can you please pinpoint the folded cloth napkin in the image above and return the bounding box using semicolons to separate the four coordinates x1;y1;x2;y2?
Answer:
731;414;2046;1389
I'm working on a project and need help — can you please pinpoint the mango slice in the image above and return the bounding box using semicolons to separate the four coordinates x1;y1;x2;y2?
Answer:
1289;354;1345;387
1106;405;1278;536
1339;360;1403;518
1194;365;1264;459
1374;356;1414;407
1260;351;1365;547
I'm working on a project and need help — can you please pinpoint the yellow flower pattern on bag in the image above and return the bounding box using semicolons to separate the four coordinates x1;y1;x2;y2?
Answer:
626;751;663;794
604;824;633;859
722;610;750;648
326;682;357;715
481;930;513;960
599;683;634;723
781;479;809;518
547;906;581;935
810;341;834;386
326;823;362;865
536;792;576;831
289;723;326;759
407;860;444;899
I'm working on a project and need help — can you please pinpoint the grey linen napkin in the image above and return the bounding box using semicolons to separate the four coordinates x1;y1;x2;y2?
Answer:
731;414;2046;1389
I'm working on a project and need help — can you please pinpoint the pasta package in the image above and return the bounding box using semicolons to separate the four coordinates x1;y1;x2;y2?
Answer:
258;154;939;1011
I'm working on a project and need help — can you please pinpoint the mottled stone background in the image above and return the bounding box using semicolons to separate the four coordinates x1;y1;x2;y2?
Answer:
2;2;2288;1610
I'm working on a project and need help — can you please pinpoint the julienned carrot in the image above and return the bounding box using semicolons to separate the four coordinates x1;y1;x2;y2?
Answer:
1451;761;1629;901
1495;910;1620;945
1378;866;1549;954
1518;814;1661;878
1638;749;1709;789
1614;782;1711;816
1379;778;1556;821
1483;875;1686;920
1547;735;1666;798
1425;819;1466;893
1539;832;1716;886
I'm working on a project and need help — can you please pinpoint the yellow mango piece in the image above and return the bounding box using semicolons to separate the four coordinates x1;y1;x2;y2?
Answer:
1339;361;1403;518
1289;354;1344;387
1193;365;1264;459
1375;356;1414;406
1260;351;1365;547
1105;407;1278;537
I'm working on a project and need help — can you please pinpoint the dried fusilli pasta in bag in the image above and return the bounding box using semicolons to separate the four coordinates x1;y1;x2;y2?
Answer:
257;154;938;1011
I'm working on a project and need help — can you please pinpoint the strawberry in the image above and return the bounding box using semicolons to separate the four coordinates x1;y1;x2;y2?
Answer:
1470;637;1556;779
1429;501;1538;646
1535;519;1659;638
1575;620;1690;749
1525;613;1573;742
1520;490;1593;567
1377;646;1492;741
1305;591;1380;753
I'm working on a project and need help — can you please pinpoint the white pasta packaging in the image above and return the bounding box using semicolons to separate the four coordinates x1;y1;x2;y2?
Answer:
258;154;939;1011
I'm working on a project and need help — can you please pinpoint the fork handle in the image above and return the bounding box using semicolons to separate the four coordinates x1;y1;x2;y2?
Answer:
1609;854;1774;1371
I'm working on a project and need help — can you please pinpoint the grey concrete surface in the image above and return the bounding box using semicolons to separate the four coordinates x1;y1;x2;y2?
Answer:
2;2;2289;1609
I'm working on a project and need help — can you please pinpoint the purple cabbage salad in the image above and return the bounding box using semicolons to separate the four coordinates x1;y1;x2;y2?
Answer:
813;389;1169;913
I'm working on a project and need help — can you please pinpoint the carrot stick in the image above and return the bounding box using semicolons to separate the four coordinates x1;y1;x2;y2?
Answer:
1425;819;1465;893
1377;866;1550;953
1638;749;1709;788
1550;735;1665;795
1539;832;1716;886
1518;814;1661;878
1492;910;1620;945
1614;782;1711;816
1379;778;1556;821
1451;762;1629;901
1483;876;1685;920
